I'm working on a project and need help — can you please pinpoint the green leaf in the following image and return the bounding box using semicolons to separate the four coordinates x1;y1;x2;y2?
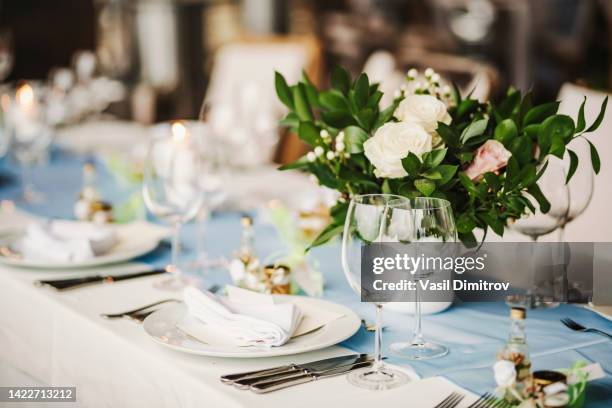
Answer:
483;172;500;191
518;90;533;125
307;163;338;189
587;139;601;174
494;119;518;147
353;73;370;109
423;170;442;180
523;101;560;126
537;115;574;159
278;156;309;170
292;84;313;121
451;82;462;106
497;89;521;119
331;66;350;95
374;99;400;130
355;108;375;130
459;172;480;199
428;148;447;168
524;124;540;140
535;160;548;182
344;126;368;154
460;118;489;144
319;90;349;111
321;111;356;128
435;165;458;185
478;211;504;236
565;149;578;183
436;122;460;148
456;99;479;120
275;72;293;109
330;201;349;223
414;178;435;196
518;163;537;187
367;90;383;109
509;136;533;166
456;213;477;234
458;151;474;164
307;222;344;250
585;96;608;133
297;121;320;146
338;167;379;189
401;152;421;175
527;184;551;213
575;96;586;133
458;231;477;248
504;157;521;190
279;112;299;129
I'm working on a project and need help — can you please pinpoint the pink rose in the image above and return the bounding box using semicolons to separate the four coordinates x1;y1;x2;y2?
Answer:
464;140;512;181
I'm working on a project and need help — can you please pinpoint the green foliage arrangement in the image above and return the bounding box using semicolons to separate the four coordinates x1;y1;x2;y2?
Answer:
275;66;608;247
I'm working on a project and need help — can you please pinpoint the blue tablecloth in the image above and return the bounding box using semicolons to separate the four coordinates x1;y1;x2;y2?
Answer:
1;149;611;406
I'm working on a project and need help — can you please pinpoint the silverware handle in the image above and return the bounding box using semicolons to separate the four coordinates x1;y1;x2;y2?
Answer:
233;368;303;389
250;373;314;393
220;365;295;384
589;328;612;339
100;299;179;319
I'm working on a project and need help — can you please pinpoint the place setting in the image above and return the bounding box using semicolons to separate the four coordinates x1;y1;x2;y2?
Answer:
1;4;612;407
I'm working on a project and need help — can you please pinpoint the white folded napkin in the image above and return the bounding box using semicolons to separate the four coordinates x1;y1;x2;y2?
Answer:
20;220;118;262
182;286;302;348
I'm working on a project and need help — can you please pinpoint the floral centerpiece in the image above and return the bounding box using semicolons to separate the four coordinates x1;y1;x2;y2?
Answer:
275;67;608;247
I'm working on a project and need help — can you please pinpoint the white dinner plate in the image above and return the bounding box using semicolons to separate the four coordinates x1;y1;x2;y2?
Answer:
143;296;362;358
0;221;167;270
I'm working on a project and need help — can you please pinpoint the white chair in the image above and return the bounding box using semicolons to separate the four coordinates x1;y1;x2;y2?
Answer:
203;36;321;166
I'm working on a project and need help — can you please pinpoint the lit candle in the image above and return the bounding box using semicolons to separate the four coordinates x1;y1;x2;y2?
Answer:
11;83;41;141
16;83;35;112
171;121;187;143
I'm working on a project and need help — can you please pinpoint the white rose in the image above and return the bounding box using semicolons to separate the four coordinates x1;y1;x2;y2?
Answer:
395;94;452;133
493;360;517;388
364;122;433;179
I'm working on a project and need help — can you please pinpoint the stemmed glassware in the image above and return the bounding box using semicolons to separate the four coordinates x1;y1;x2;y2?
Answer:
510;157;569;307
5;82;54;203
389;197;457;360
341;194;411;390
558;138;594;241
143;121;204;290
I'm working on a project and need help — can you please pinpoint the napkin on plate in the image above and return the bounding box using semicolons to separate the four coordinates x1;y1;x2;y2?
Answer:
182;286;302;348
19;220;118;262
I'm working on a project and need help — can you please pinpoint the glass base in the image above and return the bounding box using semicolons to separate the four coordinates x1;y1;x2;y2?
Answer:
153;274;198;291
389;340;449;360
347;365;410;390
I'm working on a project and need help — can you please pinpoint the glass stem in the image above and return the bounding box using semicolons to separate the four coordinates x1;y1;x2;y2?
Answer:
413;279;424;345
374;303;383;370
21;162;33;199
171;221;181;277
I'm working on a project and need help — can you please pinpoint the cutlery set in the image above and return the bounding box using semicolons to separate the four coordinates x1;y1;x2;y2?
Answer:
35;268;168;290
220;354;374;394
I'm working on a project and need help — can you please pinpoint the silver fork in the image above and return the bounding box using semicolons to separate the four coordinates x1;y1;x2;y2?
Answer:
561;318;612;339
467;392;508;408
434;392;464;408
100;299;180;319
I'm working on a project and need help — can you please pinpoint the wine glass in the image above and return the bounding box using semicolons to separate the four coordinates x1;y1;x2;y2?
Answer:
510;157;569;241
558;138;594;241
341;194;411;390
143;121;204;290
0;29;13;82
510;157;569;307
5;82;54;203
389;197;457;360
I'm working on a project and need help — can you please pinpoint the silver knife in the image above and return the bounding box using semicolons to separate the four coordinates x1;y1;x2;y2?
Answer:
233;354;370;389
250;359;374;393
35;268;167;291
220;353;367;385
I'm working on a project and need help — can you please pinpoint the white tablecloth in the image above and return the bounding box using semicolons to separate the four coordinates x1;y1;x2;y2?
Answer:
0;263;477;408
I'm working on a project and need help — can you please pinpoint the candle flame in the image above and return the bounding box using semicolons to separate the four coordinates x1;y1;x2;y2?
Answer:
171;121;188;143
16;83;34;107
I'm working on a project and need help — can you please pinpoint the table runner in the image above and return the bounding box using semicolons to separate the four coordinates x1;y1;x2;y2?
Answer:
0;150;610;407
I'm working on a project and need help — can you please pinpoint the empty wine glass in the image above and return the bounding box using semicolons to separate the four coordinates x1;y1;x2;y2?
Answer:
511;157;569;241
342;194;411;390
558;138;594;241
143;121;204;290
510;157;569;308
389;197;457;360
5;82;54;203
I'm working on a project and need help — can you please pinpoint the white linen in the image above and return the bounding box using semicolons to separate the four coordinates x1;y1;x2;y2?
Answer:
20;220;118;262
182;286;301;347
